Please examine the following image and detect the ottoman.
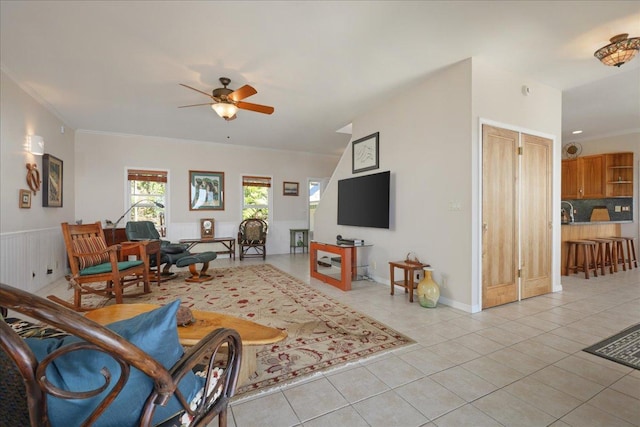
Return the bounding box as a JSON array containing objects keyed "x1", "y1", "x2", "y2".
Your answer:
[{"x1": 176, "y1": 251, "x2": 217, "y2": 282}]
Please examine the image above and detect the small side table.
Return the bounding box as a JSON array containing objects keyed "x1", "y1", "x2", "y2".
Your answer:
[
  {"x1": 389, "y1": 260, "x2": 429, "y2": 302},
  {"x1": 290, "y1": 229, "x2": 309, "y2": 254}
]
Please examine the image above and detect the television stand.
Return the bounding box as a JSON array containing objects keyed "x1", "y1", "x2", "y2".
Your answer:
[{"x1": 309, "y1": 241, "x2": 371, "y2": 291}]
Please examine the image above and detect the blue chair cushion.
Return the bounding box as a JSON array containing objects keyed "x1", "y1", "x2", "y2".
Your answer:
[
  {"x1": 79, "y1": 260, "x2": 144, "y2": 276},
  {"x1": 25, "y1": 300, "x2": 203, "y2": 427}
]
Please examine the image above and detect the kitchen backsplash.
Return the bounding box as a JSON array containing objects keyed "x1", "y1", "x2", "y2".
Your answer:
[{"x1": 562, "y1": 198, "x2": 633, "y2": 222}]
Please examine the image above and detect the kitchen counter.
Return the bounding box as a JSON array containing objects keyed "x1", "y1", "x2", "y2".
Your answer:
[
  {"x1": 561, "y1": 222, "x2": 621, "y2": 275},
  {"x1": 562, "y1": 220, "x2": 633, "y2": 225}
]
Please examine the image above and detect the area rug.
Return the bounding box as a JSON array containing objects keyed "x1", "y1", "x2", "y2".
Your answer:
[
  {"x1": 73, "y1": 264, "x2": 415, "y2": 396},
  {"x1": 583, "y1": 323, "x2": 640, "y2": 370}
]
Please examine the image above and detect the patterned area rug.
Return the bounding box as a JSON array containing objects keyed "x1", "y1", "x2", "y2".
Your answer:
[
  {"x1": 75, "y1": 264, "x2": 415, "y2": 396},
  {"x1": 583, "y1": 323, "x2": 640, "y2": 370}
]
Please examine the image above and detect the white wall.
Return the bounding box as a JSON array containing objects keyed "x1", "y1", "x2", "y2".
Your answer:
[
  {"x1": 315, "y1": 60, "x2": 474, "y2": 309},
  {"x1": 578, "y1": 132, "x2": 640, "y2": 240},
  {"x1": 0, "y1": 71, "x2": 76, "y2": 232},
  {"x1": 314, "y1": 58, "x2": 563, "y2": 312},
  {"x1": 74, "y1": 132, "x2": 339, "y2": 255},
  {"x1": 0, "y1": 70, "x2": 75, "y2": 289}
]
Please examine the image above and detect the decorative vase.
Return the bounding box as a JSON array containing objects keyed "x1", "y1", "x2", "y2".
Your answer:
[{"x1": 417, "y1": 267, "x2": 440, "y2": 308}]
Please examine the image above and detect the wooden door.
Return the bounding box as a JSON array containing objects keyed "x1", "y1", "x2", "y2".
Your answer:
[
  {"x1": 482, "y1": 125, "x2": 519, "y2": 308},
  {"x1": 561, "y1": 159, "x2": 579, "y2": 199},
  {"x1": 521, "y1": 133, "x2": 552, "y2": 299},
  {"x1": 579, "y1": 154, "x2": 605, "y2": 198}
]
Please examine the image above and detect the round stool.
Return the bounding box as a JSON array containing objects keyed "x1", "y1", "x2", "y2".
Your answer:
[
  {"x1": 566, "y1": 240, "x2": 598, "y2": 279},
  {"x1": 590, "y1": 239, "x2": 614, "y2": 275},
  {"x1": 608, "y1": 237, "x2": 628, "y2": 272},
  {"x1": 619, "y1": 237, "x2": 638, "y2": 269}
]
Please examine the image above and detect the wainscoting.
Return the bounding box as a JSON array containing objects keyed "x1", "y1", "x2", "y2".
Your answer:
[{"x1": 0, "y1": 227, "x2": 67, "y2": 293}]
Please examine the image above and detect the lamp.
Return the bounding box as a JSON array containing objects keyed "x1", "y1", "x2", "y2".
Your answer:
[
  {"x1": 594, "y1": 33, "x2": 640, "y2": 67},
  {"x1": 211, "y1": 102, "x2": 238, "y2": 119},
  {"x1": 110, "y1": 199, "x2": 165, "y2": 229},
  {"x1": 27, "y1": 135, "x2": 44, "y2": 155}
]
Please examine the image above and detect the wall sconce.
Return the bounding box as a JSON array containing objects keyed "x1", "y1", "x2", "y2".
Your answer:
[{"x1": 27, "y1": 135, "x2": 45, "y2": 155}]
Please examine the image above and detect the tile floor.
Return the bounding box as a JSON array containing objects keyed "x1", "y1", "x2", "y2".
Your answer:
[{"x1": 37, "y1": 254, "x2": 639, "y2": 427}]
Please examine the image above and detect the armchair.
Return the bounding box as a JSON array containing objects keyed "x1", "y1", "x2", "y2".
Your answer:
[
  {"x1": 0, "y1": 282, "x2": 242, "y2": 427},
  {"x1": 238, "y1": 219, "x2": 268, "y2": 260},
  {"x1": 49, "y1": 222, "x2": 150, "y2": 311},
  {"x1": 125, "y1": 221, "x2": 191, "y2": 275}
]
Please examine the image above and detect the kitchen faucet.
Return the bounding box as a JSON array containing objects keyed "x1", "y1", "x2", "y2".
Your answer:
[{"x1": 561, "y1": 201, "x2": 575, "y2": 223}]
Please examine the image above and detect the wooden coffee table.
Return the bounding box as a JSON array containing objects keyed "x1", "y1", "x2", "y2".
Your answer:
[{"x1": 85, "y1": 303, "x2": 287, "y2": 385}]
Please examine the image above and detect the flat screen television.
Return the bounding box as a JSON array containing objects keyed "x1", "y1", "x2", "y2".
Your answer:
[{"x1": 337, "y1": 171, "x2": 390, "y2": 229}]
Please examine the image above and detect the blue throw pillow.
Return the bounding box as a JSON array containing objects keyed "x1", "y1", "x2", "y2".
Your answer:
[{"x1": 26, "y1": 300, "x2": 204, "y2": 427}]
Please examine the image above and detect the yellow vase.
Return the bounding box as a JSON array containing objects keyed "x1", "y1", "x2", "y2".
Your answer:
[{"x1": 417, "y1": 267, "x2": 440, "y2": 308}]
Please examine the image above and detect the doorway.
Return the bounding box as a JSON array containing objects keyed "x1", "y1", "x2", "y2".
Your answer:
[{"x1": 481, "y1": 124, "x2": 553, "y2": 309}]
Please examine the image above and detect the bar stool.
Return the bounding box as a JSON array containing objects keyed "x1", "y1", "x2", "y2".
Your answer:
[
  {"x1": 619, "y1": 236, "x2": 638, "y2": 269},
  {"x1": 590, "y1": 238, "x2": 614, "y2": 275},
  {"x1": 565, "y1": 240, "x2": 598, "y2": 279},
  {"x1": 609, "y1": 237, "x2": 628, "y2": 272}
]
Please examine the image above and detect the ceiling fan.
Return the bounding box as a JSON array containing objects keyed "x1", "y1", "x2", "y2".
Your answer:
[{"x1": 178, "y1": 77, "x2": 274, "y2": 121}]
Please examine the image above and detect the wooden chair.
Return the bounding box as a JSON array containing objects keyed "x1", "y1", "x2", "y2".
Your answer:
[
  {"x1": 238, "y1": 218, "x2": 268, "y2": 260},
  {"x1": 49, "y1": 221, "x2": 150, "y2": 311},
  {"x1": 0, "y1": 282, "x2": 242, "y2": 427}
]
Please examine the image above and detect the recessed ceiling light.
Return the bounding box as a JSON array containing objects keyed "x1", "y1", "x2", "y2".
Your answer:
[{"x1": 572, "y1": 130, "x2": 583, "y2": 135}]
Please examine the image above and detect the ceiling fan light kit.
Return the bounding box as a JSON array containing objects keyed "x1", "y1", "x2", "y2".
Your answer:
[
  {"x1": 594, "y1": 33, "x2": 640, "y2": 67},
  {"x1": 212, "y1": 102, "x2": 238, "y2": 119},
  {"x1": 179, "y1": 77, "x2": 274, "y2": 120}
]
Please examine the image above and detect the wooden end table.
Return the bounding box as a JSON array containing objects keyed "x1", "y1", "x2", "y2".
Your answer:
[
  {"x1": 389, "y1": 260, "x2": 429, "y2": 302},
  {"x1": 85, "y1": 303, "x2": 287, "y2": 385}
]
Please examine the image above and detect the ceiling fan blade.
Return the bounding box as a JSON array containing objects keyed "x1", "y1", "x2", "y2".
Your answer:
[
  {"x1": 236, "y1": 101, "x2": 274, "y2": 115},
  {"x1": 178, "y1": 102, "x2": 215, "y2": 108},
  {"x1": 228, "y1": 84, "x2": 257, "y2": 102},
  {"x1": 179, "y1": 83, "x2": 213, "y2": 98}
]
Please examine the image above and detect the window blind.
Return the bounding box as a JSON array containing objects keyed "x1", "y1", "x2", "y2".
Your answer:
[
  {"x1": 127, "y1": 169, "x2": 167, "y2": 183},
  {"x1": 242, "y1": 175, "x2": 271, "y2": 187}
]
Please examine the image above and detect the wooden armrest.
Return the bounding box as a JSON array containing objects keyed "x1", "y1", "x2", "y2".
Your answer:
[
  {"x1": 119, "y1": 241, "x2": 148, "y2": 262},
  {"x1": 141, "y1": 328, "x2": 242, "y2": 426}
]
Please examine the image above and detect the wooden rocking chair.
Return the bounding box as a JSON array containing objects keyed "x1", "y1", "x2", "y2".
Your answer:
[{"x1": 48, "y1": 221, "x2": 150, "y2": 311}]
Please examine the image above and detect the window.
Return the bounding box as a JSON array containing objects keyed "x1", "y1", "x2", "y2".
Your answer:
[
  {"x1": 127, "y1": 169, "x2": 167, "y2": 236},
  {"x1": 242, "y1": 175, "x2": 271, "y2": 222}
]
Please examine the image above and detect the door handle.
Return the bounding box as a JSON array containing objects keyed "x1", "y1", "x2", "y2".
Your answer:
[{"x1": 483, "y1": 223, "x2": 488, "y2": 232}]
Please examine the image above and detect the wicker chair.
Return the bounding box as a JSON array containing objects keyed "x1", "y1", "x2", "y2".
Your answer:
[
  {"x1": 0, "y1": 282, "x2": 242, "y2": 427},
  {"x1": 238, "y1": 219, "x2": 268, "y2": 260}
]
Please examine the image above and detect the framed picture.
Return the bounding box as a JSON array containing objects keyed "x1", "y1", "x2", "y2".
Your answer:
[
  {"x1": 200, "y1": 218, "x2": 215, "y2": 239},
  {"x1": 42, "y1": 154, "x2": 63, "y2": 207},
  {"x1": 283, "y1": 181, "x2": 299, "y2": 196},
  {"x1": 19, "y1": 189, "x2": 31, "y2": 208},
  {"x1": 189, "y1": 170, "x2": 224, "y2": 211},
  {"x1": 352, "y1": 132, "x2": 379, "y2": 174}
]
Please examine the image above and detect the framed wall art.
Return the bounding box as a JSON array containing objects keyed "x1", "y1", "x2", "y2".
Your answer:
[
  {"x1": 19, "y1": 189, "x2": 31, "y2": 208},
  {"x1": 200, "y1": 218, "x2": 215, "y2": 239},
  {"x1": 42, "y1": 154, "x2": 63, "y2": 207},
  {"x1": 189, "y1": 170, "x2": 224, "y2": 211},
  {"x1": 352, "y1": 132, "x2": 379, "y2": 174},
  {"x1": 283, "y1": 181, "x2": 299, "y2": 196}
]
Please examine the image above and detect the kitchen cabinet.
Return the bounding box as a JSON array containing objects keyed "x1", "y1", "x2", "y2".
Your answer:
[
  {"x1": 561, "y1": 155, "x2": 605, "y2": 199},
  {"x1": 561, "y1": 159, "x2": 579, "y2": 199},
  {"x1": 605, "y1": 152, "x2": 634, "y2": 197}
]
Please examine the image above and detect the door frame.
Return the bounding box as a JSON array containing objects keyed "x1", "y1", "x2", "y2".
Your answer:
[{"x1": 476, "y1": 118, "x2": 561, "y2": 312}]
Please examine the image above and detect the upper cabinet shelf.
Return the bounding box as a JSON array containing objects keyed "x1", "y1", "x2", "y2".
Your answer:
[{"x1": 562, "y1": 152, "x2": 634, "y2": 199}]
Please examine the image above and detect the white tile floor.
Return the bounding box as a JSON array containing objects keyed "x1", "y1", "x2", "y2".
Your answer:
[{"x1": 38, "y1": 254, "x2": 640, "y2": 427}]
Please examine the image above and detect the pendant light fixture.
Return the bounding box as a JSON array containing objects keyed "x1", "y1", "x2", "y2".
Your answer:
[{"x1": 594, "y1": 33, "x2": 640, "y2": 67}]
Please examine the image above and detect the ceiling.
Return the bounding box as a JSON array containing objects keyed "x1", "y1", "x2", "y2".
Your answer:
[{"x1": 1, "y1": 1, "x2": 639, "y2": 157}]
